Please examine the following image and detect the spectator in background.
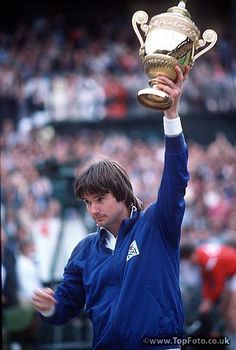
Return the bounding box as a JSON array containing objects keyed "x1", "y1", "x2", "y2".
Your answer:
[
  {"x1": 1, "y1": 227, "x2": 18, "y2": 308},
  {"x1": 16, "y1": 239, "x2": 42, "y2": 306},
  {"x1": 180, "y1": 242, "x2": 236, "y2": 348},
  {"x1": 2, "y1": 233, "x2": 44, "y2": 350},
  {"x1": 103, "y1": 72, "x2": 127, "y2": 119}
]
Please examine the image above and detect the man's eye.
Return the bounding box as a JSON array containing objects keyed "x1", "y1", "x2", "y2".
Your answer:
[{"x1": 97, "y1": 197, "x2": 104, "y2": 203}]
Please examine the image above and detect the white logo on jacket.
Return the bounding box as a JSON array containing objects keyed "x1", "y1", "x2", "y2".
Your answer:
[{"x1": 126, "y1": 240, "x2": 140, "y2": 261}]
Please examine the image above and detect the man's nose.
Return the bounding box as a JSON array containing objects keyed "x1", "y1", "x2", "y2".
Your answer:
[{"x1": 90, "y1": 203, "x2": 100, "y2": 215}]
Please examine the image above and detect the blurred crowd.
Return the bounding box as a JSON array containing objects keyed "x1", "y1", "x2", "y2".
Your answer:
[{"x1": 0, "y1": 13, "x2": 236, "y2": 130}]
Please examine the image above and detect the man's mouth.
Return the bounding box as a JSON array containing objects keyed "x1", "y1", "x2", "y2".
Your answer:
[{"x1": 95, "y1": 216, "x2": 106, "y2": 222}]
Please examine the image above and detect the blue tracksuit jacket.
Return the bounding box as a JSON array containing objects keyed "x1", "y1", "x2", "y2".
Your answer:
[{"x1": 41, "y1": 133, "x2": 189, "y2": 349}]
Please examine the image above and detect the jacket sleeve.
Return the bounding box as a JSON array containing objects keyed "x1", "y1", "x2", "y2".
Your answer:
[
  {"x1": 155, "y1": 133, "x2": 189, "y2": 246},
  {"x1": 41, "y1": 245, "x2": 86, "y2": 325}
]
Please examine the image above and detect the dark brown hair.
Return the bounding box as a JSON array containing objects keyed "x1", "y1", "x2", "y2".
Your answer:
[{"x1": 74, "y1": 157, "x2": 144, "y2": 211}]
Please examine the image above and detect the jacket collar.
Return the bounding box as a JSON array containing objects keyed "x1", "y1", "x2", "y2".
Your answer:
[{"x1": 98, "y1": 206, "x2": 139, "y2": 242}]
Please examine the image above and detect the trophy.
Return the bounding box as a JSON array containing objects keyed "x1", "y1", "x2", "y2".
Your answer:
[{"x1": 132, "y1": 0, "x2": 217, "y2": 110}]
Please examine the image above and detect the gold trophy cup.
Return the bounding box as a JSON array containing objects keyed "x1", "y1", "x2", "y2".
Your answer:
[{"x1": 132, "y1": 0, "x2": 217, "y2": 110}]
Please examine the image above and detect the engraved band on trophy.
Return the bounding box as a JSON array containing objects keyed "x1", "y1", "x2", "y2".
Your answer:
[{"x1": 132, "y1": 0, "x2": 218, "y2": 110}]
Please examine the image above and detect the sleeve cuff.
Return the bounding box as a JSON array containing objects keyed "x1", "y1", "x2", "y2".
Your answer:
[
  {"x1": 41, "y1": 305, "x2": 56, "y2": 317},
  {"x1": 163, "y1": 116, "x2": 182, "y2": 137}
]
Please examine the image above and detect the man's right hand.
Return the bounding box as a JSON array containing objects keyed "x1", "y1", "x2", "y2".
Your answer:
[
  {"x1": 153, "y1": 65, "x2": 189, "y2": 119},
  {"x1": 32, "y1": 287, "x2": 57, "y2": 313}
]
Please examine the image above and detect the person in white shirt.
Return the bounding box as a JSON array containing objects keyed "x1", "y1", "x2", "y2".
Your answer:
[{"x1": 16, "y1": 239, "x2": 42, "y2": 305}]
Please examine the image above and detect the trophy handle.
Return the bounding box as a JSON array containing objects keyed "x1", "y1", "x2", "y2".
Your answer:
[
  {"x1": 193, "y1": 29, "x2": 217, "y2": 62},
  {"x1": 132, "y1": 11, "x2": 149, "y2": 56}
]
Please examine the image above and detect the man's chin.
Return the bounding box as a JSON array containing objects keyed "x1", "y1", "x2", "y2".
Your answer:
[{"x1": 95, "y1": 218, "x2": 107, "y2": 226}]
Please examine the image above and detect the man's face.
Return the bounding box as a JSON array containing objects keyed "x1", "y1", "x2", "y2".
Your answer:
[{"x1": 82, "y1": 192, "x2": 129, "y2": 235}]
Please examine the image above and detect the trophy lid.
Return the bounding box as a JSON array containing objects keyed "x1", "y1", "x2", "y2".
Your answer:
[
  {"x1": 148, "y1": 1, "x2": 200, "y2": 47},
  {"x1": 167, "y1": 1, "x2": 191, "y2": 18}
]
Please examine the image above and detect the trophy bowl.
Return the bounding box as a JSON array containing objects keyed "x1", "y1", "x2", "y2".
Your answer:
[{"x1": 132, "y1": 0, "x2": 217, "y2": 110}]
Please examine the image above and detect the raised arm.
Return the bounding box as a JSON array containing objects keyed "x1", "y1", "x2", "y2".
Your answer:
[{"x1": 154, "y1": 66, "x2": 190, "y2": 245}]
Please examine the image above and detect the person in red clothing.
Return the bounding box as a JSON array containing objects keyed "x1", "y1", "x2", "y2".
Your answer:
[{"x1": 180, "y1": 242, "x2": 236, "y2": 337}]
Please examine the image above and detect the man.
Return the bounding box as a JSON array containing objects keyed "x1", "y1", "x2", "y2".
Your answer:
[
  {"x1": 180, "y1": 242, "x2": 236, "y2": 337},
  {"x1": 2, "y1": 227, "x2": 18, "y2": 308},
  {"x1": 32, "y1": 66, "x2": 189, "y2": 349},
  {"x1": 16, "y1": 239, "x2": 42, "y2": 305}
]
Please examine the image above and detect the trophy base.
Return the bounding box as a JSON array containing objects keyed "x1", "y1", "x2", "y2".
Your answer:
[{"x1": 137, "y1": 88, "x2": 172, "y2": 110}]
